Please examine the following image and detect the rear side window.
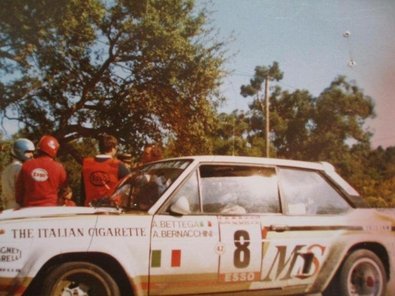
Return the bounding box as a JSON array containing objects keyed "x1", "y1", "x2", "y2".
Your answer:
[
  {"x1": 200, "y1": 165, "x2": 280, "y2": 214},
  {"x1": 278, "y1": 168, "x2": 351, "y2": 215}
]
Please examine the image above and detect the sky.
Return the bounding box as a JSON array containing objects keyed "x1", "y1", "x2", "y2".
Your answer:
[
  {"x1": 202, "y1": 0, "x2": 395, "y2": 148},
  {"x1": 2, "y1": 0, "x2": 394, "y2": 148}
]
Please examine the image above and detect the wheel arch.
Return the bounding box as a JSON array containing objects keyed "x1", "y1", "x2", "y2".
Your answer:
[
  {"x1": 323, "y1": 241, "x2": 390, "y2": 296},
  {"x1": 347, "y1": 242, "x2": 390, "y2": 281},
  {"x1": 24, "y1": 252, "x2": 134, "y2": 296}
]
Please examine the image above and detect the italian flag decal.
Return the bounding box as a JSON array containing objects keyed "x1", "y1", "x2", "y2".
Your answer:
[{"x1": 151, "y1": 249, "x2": 181, "y2": 268}]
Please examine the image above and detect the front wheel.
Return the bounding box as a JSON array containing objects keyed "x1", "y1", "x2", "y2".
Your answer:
[
  {"x1": 338, "y1": 249, "x2": 387, "y2": 296},
  {"x1": 41, "y1": 261, "x2": 120, "y2": 296}
]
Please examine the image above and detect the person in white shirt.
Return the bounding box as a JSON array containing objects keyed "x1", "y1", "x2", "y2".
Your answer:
[{"x1": 1, "y1": 138, "x2": 35, "y2": 210}]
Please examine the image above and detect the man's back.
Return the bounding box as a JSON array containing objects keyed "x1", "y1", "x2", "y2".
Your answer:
[
  {"x1": 16, "y1": 155, "x2": 67, "y2": 207},
  {"x1": 82, "y1": 156, "x2": 122, "y2": 205}
]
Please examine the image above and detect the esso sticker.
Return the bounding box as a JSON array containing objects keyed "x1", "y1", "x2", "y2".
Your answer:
[{"x1": 31, "y1": 168, "x2": 49, "y2": 182}]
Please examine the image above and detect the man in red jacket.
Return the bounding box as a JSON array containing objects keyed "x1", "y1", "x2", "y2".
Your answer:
[
  {"x1": 81, "y1": 134, "x2": 129, "y2": 206},
  {"x1": 16, "y1": 135, "x2": 69, "y2": 207}
]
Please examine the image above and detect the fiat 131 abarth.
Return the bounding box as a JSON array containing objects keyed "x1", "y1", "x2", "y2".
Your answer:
[{"x1": 0, "y1": 155, "x2": 394, "y2": 296}]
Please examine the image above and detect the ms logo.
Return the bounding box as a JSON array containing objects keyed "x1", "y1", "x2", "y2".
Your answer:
[{"x1": 90, "y1": 171, "x2": 110, "y2": 187}]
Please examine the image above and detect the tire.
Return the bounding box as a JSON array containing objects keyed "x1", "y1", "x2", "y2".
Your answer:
[
  {"x1": 41, "y1": 261, "x2": 121, "y2": 296},
  {"x1": 337, "y1": 249, "x2": 387, "y2": 296}
]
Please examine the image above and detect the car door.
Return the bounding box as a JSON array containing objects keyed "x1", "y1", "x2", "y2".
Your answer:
[
  {"x1": 252, "y1": 166, "x2": 353, "y2": 292},
  {"x1": 148, "y1": 170, "x2": 221, "y2": 295},
  {"x1": 199, "y1": 164, "x2": 274, "y2": 292},
  {"x1": 255, "y1": 167, "x2": 353, "y2": 289},
  {"x1": 149, "y1": 214, "x2": 220, "y2": 295},
  {"x1": 198, "y1": 164, "x2": 335, "y2": 293},
  {"x1": 148, "y1": 167, "x2": 264, "y2": 295}
]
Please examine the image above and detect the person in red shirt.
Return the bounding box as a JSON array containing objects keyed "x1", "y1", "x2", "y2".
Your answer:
[
  {"x1": 81, "y1": 134, "x2": 129, "y2": 206},
  {"x1": 16, "y1": 135, "x2": 68, "y2": 207}
]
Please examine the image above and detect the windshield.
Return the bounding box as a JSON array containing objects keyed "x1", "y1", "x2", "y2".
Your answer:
[{"x1": 111, "y1": 159, "x2": 192, "y2": 211}]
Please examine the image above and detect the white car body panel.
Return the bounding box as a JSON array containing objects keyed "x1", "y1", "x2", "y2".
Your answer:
[{"x1": 1, "y1": 156, "x2": 394, "y2": 295}]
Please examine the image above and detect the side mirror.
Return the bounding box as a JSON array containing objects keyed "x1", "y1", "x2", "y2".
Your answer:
[{"x1": 170, "y1": 196, "x2": 191, "y2": 215}]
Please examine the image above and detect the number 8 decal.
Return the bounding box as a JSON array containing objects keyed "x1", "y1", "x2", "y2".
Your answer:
[{"x1": 234, "y1": 230, "x2": 250, "y2": 268}]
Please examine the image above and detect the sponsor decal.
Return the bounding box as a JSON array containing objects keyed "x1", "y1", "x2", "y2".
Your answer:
[
  {"x1": 11, "y1": 227, "x2": 146, "y2": 239},
  {"x1": 222, "y1": 272, "x2": 259, "y2": 282},
  {"x1": 217, "y1": 223, "x2": 326, "y2": 284},
  {"x1": 90, "y1": 171, "x2": 110, "y2": 187},
  {"x1": 363, "y1": 225, "x2": 392, "y2": 231},
  {"x1": 0, "y1": 267, "x2": 22, "y2": 273},
  {"x1": 0, "y1": 247, "x2": 22, "y2": 262},
  {"x1": 261, "y1": 243, "x2": 326, "y2": 282},
  {"x1": 48, "y1": 140, "x2": 57, "y2": 150},
  {"x1": 31, "y1": 168, "x2": 48, "y2": 182},
  {"x1": 11, "y1": 228, "x2": 34, "y2": 239},
  {"x1": 218, "y1": 216, "x2": 260, "y2": 225}
]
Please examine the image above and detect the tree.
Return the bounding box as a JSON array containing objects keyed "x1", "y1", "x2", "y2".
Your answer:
[
  {"x1": 235, "y1": 70, "x2": 384, "y2": 206},
  {"x1": 307, "y1": 76, "x2": 374, "y2": 165},
  {"x1": 209, "y1": 110, "x2": 256, "y2": 156},
  {"x1": 240, "y1": 61, "x2": 283, "y2": 157},
  {"x1": 361, "y1": 146, "x2": 395, "y2": 207},
  {"x1": 270, "y1": 88, "x2": 314, "y2": 159},
  {"x1": 0, "y1": 0, "x2": 226, "y2": 159}
]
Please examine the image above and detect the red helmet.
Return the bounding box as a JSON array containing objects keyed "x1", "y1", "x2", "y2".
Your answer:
[{"x1": 38, "y1": 135, "x2": 60, "y2": 158}]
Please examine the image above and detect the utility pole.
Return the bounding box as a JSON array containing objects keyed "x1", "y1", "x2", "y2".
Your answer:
[
  {"x1": 240, "y1": 62, "x2": 283, "y2": 158},
  {"x1": 258, "y1": 78, "x2": 270, "y2": 158},
  {"x1": 264, "y1": 78, "x2": 270, "y2": 157}
]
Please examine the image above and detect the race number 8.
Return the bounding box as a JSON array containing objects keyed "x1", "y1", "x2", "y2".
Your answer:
[{"x1": 234, "y1": 230, "x2": 250, "y2": 268}]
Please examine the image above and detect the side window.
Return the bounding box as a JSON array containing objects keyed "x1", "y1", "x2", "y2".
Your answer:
[
  {"x1": 278, "y1": 168, "x2": 351, "y2": 215},
  {"x1": 167, "y1": 171, "x2": 200, "y2": 214},
  {"x1": 200, "y1": 165, "x2": 280, "y2": 214}
]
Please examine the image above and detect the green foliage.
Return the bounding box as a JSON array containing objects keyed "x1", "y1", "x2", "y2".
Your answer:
[
  {"x1": 358, "y1": 147, "x2": 395, "y2": 207},
  {"x1": 307, "y1": 76, "x2": 374, "y2": 161},
  {"x1": 223, "y1": 71, "x2": 392, "y2": 207},
  {"x1": 0, "y1": 0, "x2": 226, "y2": 158},
  {"x1": 240, "y1": 61, "x2": 283, "y2": 97},
  {"x1": 271, "y1": 89, "x2": 314, "y2": 159},
  {"x1": 209, "y1": 111, "x2": 251, "y2": 156},
  {"x1": 1, "y1": 2, "x2": 393, "y2": 208},
  {"x1": 239, "y1": 62, "x2": 284, "y2": 157}
]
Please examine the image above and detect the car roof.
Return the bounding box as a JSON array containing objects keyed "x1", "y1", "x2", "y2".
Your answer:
[
  {"x1": 162, "y1": 155, "x2": 334, "y2": 171},
  {"x1": 154, "y1": 155, "x2": 360, "y2": 197}
]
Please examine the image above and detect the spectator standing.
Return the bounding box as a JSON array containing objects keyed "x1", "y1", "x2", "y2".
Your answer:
[
  {"x1": 15, "y1": 135, "x2": 68, "y2": 207},
  {"x1": 81, "y1": 134, "x2": 130, "y2": 206},
  {"x1": 140, "y1": 143, "x2": 163, "y2": 164},
  {"x1": 1, "y1": 138, "x2": 35, "y2": 210}
]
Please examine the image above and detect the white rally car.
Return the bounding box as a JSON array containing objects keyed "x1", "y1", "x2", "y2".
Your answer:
[{"x1": 0, "y1": 156, "x2": 394, "y2": 296}]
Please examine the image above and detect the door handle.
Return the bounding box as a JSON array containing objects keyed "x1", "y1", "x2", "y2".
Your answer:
[{"x1": 270, "y1": 225, "x2": 289, "y2": 232}]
